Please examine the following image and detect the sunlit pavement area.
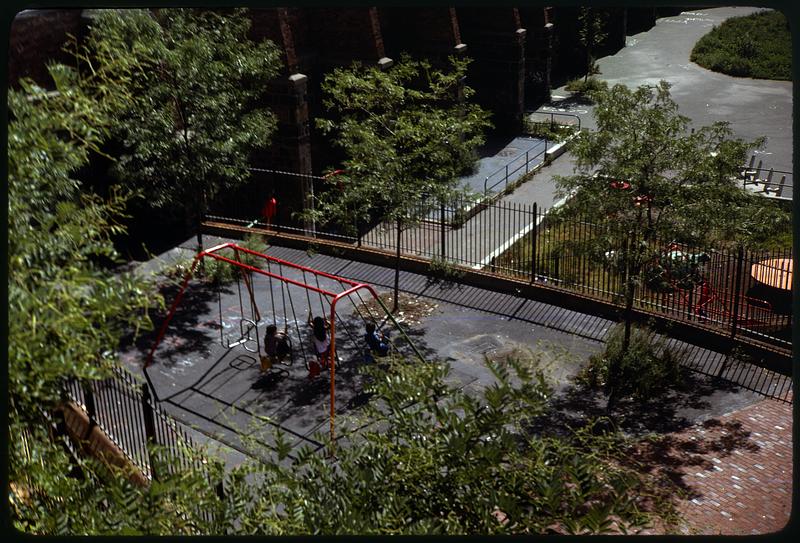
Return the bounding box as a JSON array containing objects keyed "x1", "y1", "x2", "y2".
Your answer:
[{"x1": 118, "y1": 235, "x2": 791, "y2": 534}]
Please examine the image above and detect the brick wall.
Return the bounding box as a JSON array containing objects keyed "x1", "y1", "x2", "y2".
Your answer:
[
  {"x1": 379, "y1": 7, "x2": 462, "y2": 64},
  {"x1": 456, "y1": 7, "x2": 527, "y2": 133},
  {"x1": 8, "y1": 9, "x2": 83, "y2": 88}
]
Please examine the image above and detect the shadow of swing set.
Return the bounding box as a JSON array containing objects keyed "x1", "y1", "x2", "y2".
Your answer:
[{"x1": 143, "y1": 242, "x2": 426, "y2": 445}]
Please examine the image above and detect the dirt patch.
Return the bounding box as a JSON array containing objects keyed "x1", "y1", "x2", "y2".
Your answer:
[{"x1": 357, "y1": 291, "x2": 438, "y2": 327}]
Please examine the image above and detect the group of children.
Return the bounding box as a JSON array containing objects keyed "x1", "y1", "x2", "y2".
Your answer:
[{"x1": 260, "y1": 315, "x2": 390, "y2": 378}]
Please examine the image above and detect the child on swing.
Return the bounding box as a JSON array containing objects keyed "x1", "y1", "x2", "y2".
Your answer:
[
  {"x1": 364, "y1": 321, "x2": 390, "y2": 363},
  {"x1": 261, "y1": 324, "x2": 291, "y2": 373},
  {"x1": 307, "y1": 315, "x2": 331, "y2": 378}
]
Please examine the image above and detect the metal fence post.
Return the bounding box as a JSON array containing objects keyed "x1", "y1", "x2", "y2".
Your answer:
[
  {"x1": 730, "y1": 246, "x2": 745, "y2": 340},
  {"x1": 141, "y1": 383, "x2": 159, "y2": 480},
  {"x1": 81, "y1": 382, "x2": 97, "y2": 439},
  {"x1": 530, "y1": 203, "x2": 538, "y2": 282},
  {"x1": 440, "y1": 201, "x2": 446, "y2": 259}
]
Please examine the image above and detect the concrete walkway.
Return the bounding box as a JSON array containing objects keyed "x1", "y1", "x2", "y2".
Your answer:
[
  {"x1": 638, "y1": 393, "x2": 792, "y2": 535},
  {"x1": 441, "y1": 5, "x2": 794, "y2": 271}
]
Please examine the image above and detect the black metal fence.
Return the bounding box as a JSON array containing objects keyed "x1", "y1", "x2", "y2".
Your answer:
[
  {"x1": 63, "y1": 366, "x2": 217, "y2": 487},
  {"x1": 208, "y1": 193, "x2": 792, "y2": 352}
]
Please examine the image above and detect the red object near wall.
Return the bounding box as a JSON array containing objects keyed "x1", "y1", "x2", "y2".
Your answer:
[{"x1": 262, "y1": 196, "x2": 277, "y2": 222}]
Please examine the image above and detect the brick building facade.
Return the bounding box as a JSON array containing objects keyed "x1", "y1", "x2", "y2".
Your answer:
[{"x1": 8, "y1": 6, "x2": 676, "y2": 237}]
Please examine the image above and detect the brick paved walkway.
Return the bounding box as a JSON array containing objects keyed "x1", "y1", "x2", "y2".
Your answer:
[{"x1": 636, "y1": 394, "x2": 792, "y2": 535}]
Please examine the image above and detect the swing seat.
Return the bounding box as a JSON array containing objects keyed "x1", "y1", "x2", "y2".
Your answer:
[{"x1": 260, "y1": 355, "x2": 273, "y2": 372}]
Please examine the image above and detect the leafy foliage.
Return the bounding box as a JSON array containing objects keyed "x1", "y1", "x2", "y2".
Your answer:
[
  {"x1": 138, "y1": 356, "x2": 666, "y2": 535},
  {"x1": 691, "y1": 10, "x2": 791, "y2": 80},
  {"x1": 579, "y1": 324, "x2": 686, "y2": 404},
  {"x1": 8, "y1": 41, "x2": 158, "y2": 533},
  {"x1": 309, "y1": 55, "x2": 492, "y2": 309},
  {"x1": 577, "y1": 7, "x2": 608, "y2": 82},
  {"x1": 564, "y1": 76, "x2": 608, "y2": 96},
  {"x1": 86, "y1": 8, "x2": 281, "y2": 241},
  {"x1": 312, "y1": 55, "x2": 491, "y2": 229},
  {"x1": 557, "y1": 80, "x2": 790, "y2": 251},
  {"x1": 554, "y1": 81, "x2": 788, "y2": 406}
]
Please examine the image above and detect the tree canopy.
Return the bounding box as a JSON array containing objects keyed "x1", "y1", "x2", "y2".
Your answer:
[
  {"x1": 8, "y1": 37, "x2": 158, "y2": 534},
  {"x1": 86, "y1": 8, "x2": 282, "y2": 250},
  {"x1": 558, "y1": 80, "x2": 787, "y2": 248},
  {"x1": 310, "y1": 55, "x2": 492, "y2": 309},
  {"x1": 554, "y1": 81, "x2": 790, "y2": 407}
]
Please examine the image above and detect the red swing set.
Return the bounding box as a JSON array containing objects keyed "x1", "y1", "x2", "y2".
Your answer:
[{"x1": 143, "y1": 242, "x2": 425, "y2": 447}]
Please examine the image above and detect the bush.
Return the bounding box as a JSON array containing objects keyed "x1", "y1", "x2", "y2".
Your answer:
[
  {"x1": 578, "y1": 324, "x2": 686, "y2": 403},
  {"x1": 564, "y1": 77, "x2": 608, "y2": 97},
  {"x1": 428, "y1": 256, "x2": 466, "y2": 282},
  {"x1": 690, "y1": 10, "x2": 791, "y2": 80},
  {"x1": 524, "y1": 120, "x2": 576, "y2": 141}
]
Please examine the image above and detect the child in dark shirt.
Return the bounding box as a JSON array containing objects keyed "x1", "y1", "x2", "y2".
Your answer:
[
  {"x1": 364, "y1": 322, "x2": 390, "y2": 361},
  {"x1": 262, "y1": 324, "x2": 291, "y2": 372}
]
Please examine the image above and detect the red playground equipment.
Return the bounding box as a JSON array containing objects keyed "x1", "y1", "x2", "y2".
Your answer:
[
  {"x1": 647, "y1": 243, "x2": 791, "y2": 337},
  {"x1": 143, "y1": 242, "x2": 425, "y2": 448}
]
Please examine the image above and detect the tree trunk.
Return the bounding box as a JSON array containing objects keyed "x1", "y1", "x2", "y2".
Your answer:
[
  {"x1": 195, "y1": 191, "x2": 206, "y2": 274},
  {"x1": 607, "y1": 232, "x2": 635, "y2": 414},
  {"x1": 585, "y1": 47, "x2": 592, "y2": 82},
  {"x1": 393, "y1": 216, "x2": 402, "y2": 313}
]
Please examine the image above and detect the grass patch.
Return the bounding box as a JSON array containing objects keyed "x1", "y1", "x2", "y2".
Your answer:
[
  {"x1": 564, "y1": 77, "x2": 608, "y2": 97},
  {"x1": 690, "y1": 10, "x2": 791, "y2": 80}
]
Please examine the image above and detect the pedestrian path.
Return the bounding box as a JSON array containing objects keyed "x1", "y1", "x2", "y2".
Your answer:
[{"x1": 638, "y1": 394, "x2": 792, "y2": 535}]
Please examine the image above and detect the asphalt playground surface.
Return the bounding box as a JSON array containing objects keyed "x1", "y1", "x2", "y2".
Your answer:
[{"x1": 119, "y1": 235, "x2": 790, "y2": 468}]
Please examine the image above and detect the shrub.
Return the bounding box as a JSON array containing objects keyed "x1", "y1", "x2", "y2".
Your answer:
[
  {"x1": 578, "y1": 324, "x2": 686, "y2": 403},
  {"x1": 428, "y1": 256, "x2": 466, "y2": 282},
  {"x1": 564, "y1": 77, "x2": 608, "y2": 97},
  {"x1": 691, "y1": 10, "x2": 791, "y2": 81},
  {"x1": 524, "y1": 119, "x2": 576, "y2": 141}
]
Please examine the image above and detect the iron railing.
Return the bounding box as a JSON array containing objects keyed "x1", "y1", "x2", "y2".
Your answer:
[
  {"x1": 483, "y1": 139, "x2": 549, "y2": 196},
  {"x1": 211, "y1": 193, "x2": 792, "y2": 352},
  {"x1": 63, "y1": 366, "x2": 217, "y2": 486}
]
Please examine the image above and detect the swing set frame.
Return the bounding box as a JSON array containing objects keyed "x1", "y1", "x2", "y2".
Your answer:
[{"x1": 143, "y1": 242, "x2": 425, "y2": 450}]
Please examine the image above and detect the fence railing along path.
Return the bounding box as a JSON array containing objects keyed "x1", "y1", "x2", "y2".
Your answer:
[
  {"x1": 63, "y1": 366, "x2": 221, "y2": 493},
  {"x1": 209, "y1": 192, "x2": 792, "y2": 355}
]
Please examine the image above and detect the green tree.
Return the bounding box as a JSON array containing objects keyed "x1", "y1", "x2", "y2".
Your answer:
[
  {"x1": 310, "y1": 55, "x2": 491, "y2": 311},
  {"x1": 555, "y1": 81, "x2": 789, "y2": 410},
  {"x1": 8, "y1": 38, "x2": 159, "y2": 533},
  {"x1": 128, "y1": 355, "x2": 671, "y2": 535},
  {"x1": 578, "y1": 7, "x2": 608, "y2": 82},
  {"x1": 87, "y1": 8, "x2": 281, "y2": 255}
]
